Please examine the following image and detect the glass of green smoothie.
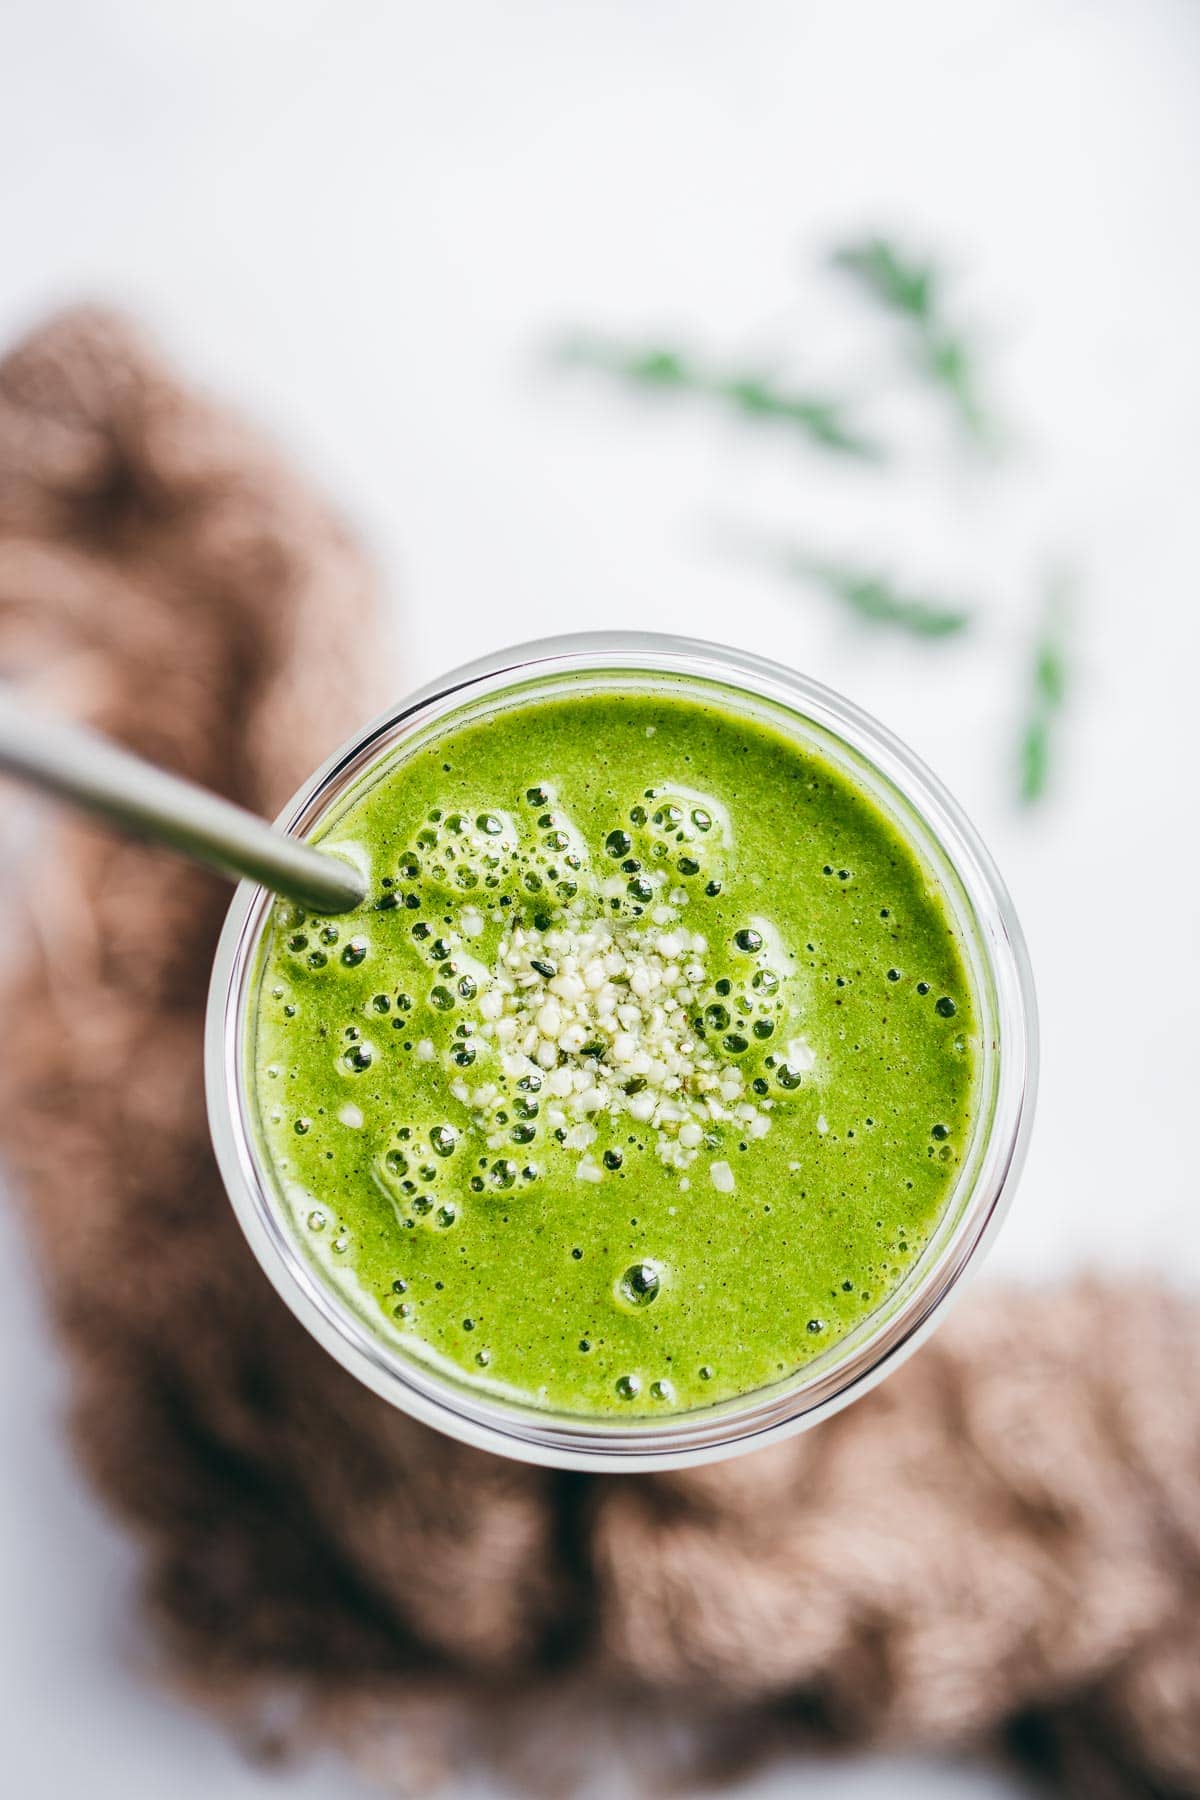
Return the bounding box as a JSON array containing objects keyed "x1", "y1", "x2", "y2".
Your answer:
[{"x1": 206, "y1": 633, "x2": 1036, "y2": 1471}]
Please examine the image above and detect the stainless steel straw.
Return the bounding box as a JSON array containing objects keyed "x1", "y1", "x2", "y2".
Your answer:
[{"x1": 0, "y1": 684, "x2": 365, "y2": 914}]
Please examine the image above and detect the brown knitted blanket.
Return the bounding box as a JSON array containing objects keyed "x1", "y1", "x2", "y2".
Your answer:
[{"x1": 0, "y1": 310, "x2": 1197, "y2": 1799}]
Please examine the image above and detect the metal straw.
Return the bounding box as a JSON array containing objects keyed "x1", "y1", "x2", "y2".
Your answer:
[{"x1": 0, "y1": 685, "x2": 365, "y2": 914}]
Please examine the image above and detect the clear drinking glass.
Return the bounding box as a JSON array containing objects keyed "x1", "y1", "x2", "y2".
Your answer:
[{"x1": 206, "y1": 633, "x2": 1037, "y2": 1472}]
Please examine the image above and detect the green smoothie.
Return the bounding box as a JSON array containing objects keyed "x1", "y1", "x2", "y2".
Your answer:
[{"x1": 251, "y1": 684, "x2": 978, "y2": 1416}]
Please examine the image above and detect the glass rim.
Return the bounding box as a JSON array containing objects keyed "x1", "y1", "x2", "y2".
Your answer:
[{"x1": 205, "y1": 631, "x2": 1038, "y2": 1473}]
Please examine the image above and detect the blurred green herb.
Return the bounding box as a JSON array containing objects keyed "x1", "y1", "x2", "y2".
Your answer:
[
  {"x1": 554, "y1": 335, "x2": 884, "y2": 460},
  {"x1": 830, "y1": 236, "x2": 992, "y2": 444},
  {"x1": 1016, "y1": 576, "x2": 1073, "y2": 803},
  {"x1": 544, "y1": 239, "x2": 1079, "y2": 810},
  {"x1": 766, "y1": 546, "x2": 973, "y2": 638}
]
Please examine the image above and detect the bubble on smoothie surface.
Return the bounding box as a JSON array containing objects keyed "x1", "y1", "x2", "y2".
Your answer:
[{"x1": 618, "y1": 1261, "x2": 663, "y2": 1307}]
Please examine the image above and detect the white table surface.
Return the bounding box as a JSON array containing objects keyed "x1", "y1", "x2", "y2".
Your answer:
[{"x1": 1, "y1": 1, "x2": 1197, "y2": 1793}]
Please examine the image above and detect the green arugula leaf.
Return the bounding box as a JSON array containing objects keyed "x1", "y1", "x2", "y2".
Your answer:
[
  {"x1": 553, "y1": 335, "x2": 884, "y2": 460},
  {"x1": 1018, "y1": 716, "x2": 1051, "y2": 804},
  {"x1": 831, "y1": 238, "x2": 938, "y2": 323},
  {"x1": 831, "y1": 235, "x2": 992, "y2": 444},
  {"x1": 748, "y1": 542, "x2": 974, "y2": 639},
  {"x1": 1016, "y1": 575, "x2": 1074, "y2": 804}
]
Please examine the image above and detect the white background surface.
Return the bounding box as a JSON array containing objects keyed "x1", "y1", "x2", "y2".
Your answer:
[{"x1": 1, "y1": 1, "x2": 1198, "y2": 1794}]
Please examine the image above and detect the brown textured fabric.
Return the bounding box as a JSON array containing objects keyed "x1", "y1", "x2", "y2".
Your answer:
[{"x1": 0, "y1": 309, "x2": 1198, "y2": 1799}]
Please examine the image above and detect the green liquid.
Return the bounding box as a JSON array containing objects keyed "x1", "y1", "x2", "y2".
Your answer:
[{"x1": 252, "y1": 686, "x2": 978, "y2": 1416}]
